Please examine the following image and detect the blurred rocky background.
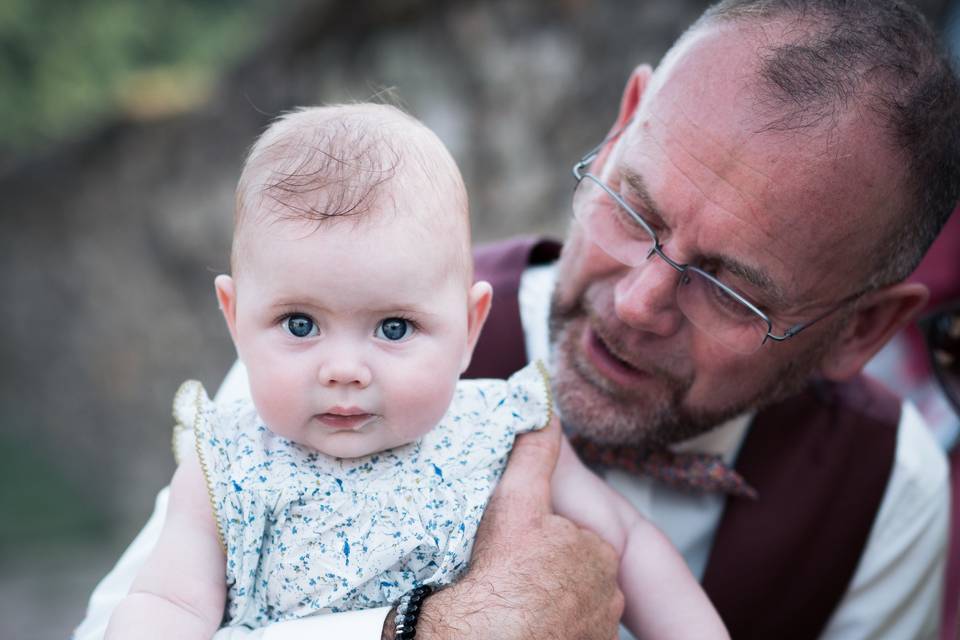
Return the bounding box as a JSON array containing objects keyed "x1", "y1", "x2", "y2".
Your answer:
[{"x1": 1, "y1": 1, "x2": 957, "y2": 637}]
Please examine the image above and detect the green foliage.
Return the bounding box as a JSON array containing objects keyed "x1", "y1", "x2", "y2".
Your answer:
[
  {"x1": 0, "y1": 0, "x2": 271, "y2": 154},
  {"x1": 0, "y1": 431, "x2": 109, "y2": 556}
]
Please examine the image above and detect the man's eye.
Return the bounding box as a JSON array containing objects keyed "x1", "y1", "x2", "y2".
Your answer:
[
  {"x1": 615, "y1": 203, "x2": 653, "y2": 235},
  {"x1": 376, "y1": 318, "x2": 412, "y2": 341},
  {"x1": 283, "y1": 314, "x2": 318, "y2": 338}
]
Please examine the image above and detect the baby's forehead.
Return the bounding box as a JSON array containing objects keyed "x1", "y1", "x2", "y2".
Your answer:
[
  {"x1": 237, "y1": 206, "x2": 474, "y2": 294},
  {"x1": 243, "y1": 107, "x2": 464, "y2": 226},
  {"x1": 235, "y1": 104, "x2": 471, "y2": 278},
  {"x1": 283, "y1": 190, "x2": 466, "y2": 247}
]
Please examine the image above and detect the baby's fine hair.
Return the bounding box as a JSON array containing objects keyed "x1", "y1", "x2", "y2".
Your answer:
[{"x1": 232, "y1": 103, "x2": 470, "y2": 273}]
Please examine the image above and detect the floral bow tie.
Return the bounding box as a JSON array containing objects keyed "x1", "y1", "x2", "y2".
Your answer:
[{"x1": 569, "y1": 435, "x2": 758, "y2": 500}]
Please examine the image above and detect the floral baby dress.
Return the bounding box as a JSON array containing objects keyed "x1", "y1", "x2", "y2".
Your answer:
[{"x1": 172, "y1": 360, "x2": 551, "y2": 628}]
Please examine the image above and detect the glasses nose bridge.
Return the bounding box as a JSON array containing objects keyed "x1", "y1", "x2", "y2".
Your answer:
[
  {"x1": 647, "y1": 241, "x2": 688, "y2": 276},
  {"x1": 618, "y1": 243, "x2": 688, "y2": 311},
  {"x1": 613, "y1": 251, "x2": 687, "y2": 336}
]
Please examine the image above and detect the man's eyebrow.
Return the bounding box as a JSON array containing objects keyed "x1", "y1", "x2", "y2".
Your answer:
[
  {"x1": 707, "y1": 255, "x2": 790, "y2": 310},
  {"x1": 621, "y1": 169, "x2": 790, "y2": 310},
  {"x1": 622, "y1": 170, "x2": 668, "y2": 226}
]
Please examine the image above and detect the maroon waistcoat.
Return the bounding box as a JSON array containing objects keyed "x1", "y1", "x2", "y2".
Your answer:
[{"x1": 464, "y1": 236, "x2": 900, "y2": 639}]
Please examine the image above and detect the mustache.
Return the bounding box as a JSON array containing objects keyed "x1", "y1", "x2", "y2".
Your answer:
[{"x1": 550, "y1": 286, "x2": 690, "y2": 384}]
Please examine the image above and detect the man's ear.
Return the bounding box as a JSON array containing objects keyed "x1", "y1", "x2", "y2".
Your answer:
[
  {"x1": 592, "y1": 64, "x2": 654, "y2": 171},
  {"x1": 819, "y1": 282, "x2": 929, "y2": 381},
  {"x1": 614, "y1": 64, "x2": 653, "y2": 131},
  {"x1": 461, "y1": 281, "x2": 494, "y2": 373},
  {"x1": 214, "y1": 274, "x2": 240, "y2": 349}
]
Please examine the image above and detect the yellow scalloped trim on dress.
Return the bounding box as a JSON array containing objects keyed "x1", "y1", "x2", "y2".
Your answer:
[
  {"x1": 532, "y1": 359, "x2": 555, "y2": 432},
  {"x1": 172, "y1": 380, "x2": 228, "y2": 554},
  {"x1": 171, "y1": 421, "x2": 185, "y2": 466}
]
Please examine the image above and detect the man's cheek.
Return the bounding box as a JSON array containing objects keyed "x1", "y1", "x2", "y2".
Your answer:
[
  {"x1": 555, "y1": 244, "x2": 590, "y2": 307},
  {"x1": 685, "y1": 340, "x2": 754, "y2": 409},
  {"x1": 560, "y1": 233, "x2": 616, "y2": 301}
]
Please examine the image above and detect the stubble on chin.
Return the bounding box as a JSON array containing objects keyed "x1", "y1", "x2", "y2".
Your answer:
[
  {"x1": 548, "y1": 291, "x2": 696, "y2": 448},
  {"x1": 547, "y1": 289, "x2": 828, "y2": 449}
]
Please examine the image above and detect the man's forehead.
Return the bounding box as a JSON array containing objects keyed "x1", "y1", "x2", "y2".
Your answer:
[
  {"x1": 645, "y1": 22, "x2": 787, "y2": 150},
  {"x1": 647, "y1": 18, "x2": 906, "y2": 191},
  {"x1": 616, "y1": 23, "x2": 905, "y2": 307}
]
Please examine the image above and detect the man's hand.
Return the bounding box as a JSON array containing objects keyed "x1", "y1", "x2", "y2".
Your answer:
[{"x1": 405, "y1": 415, "x2": 624, "y2": 639}]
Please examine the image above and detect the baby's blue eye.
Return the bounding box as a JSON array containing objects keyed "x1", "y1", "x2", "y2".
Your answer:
[
  {"x1": 283, "y1": 314, "x2": 317, "y2": 338},
  {"x1": 376, "y1": 318, "x2": 412, "y2": 341}
]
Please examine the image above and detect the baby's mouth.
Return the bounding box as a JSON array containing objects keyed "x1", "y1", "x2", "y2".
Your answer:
[{"x1": 315, "y1": 410, "x2": 376, "y2": 431}]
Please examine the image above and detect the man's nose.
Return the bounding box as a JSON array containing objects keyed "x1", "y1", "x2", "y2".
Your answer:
[
  {"x1": 318, "y1": 353, "x2": 372, "y2": 388},
  {"x1": 612, "y1": 257, "x2": 685, "y2": 336}
]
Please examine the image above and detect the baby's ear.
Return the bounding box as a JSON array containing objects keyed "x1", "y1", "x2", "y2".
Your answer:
[
  {"x1": 214, "y1": 274, "x2": 240, "y2": 348},
  {"x1": 461, "y1": 281, "x2": 493, "y2": 372}
]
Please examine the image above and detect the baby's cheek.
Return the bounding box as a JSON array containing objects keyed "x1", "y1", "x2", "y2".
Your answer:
[
  {"x1": 248, "y1": 366, "x2": 308, "y2": 436},
  {"x1": 391, "y1": 366, "x2": 459, "y2": 440}
]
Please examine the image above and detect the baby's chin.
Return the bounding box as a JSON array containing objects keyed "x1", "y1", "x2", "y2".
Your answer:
[
  {"x1": 300, "y1": 431, "x2": 410, "y2": 460},
  {"x1": 294, "y1": 435, "x2": 375, "y2": 460}
]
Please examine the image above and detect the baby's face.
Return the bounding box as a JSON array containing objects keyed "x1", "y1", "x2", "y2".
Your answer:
[{"x1": 217, "y1": 210, "x2": 487, "y2": 458}]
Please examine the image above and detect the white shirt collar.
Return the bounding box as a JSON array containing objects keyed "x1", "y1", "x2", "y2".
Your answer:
[{"x1": 669, "y1": 412, "x2": 753, "y2": 464}]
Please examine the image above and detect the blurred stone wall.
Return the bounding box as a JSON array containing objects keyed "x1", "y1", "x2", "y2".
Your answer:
[
  {"x1": 2, "y1": 0, "x2": 731, "y2": 541},
  {"x1": 0, "y1": 0, "x2": 952, "y2": 636}
]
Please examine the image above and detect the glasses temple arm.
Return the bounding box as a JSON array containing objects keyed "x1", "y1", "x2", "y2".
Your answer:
[
  {"x1": 766, "y1": 287, "x2": 874, "y2": 342},
  {"x1": 572, "y1": 117, "x2": 637, "y2": 181}
]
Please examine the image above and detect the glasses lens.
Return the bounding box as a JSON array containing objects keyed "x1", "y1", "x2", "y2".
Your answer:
[
  {"x1": 573, "y1": 174, "x2": 654, "y2": 267},
  {"x1": 676, "y1": 269, "x2": 771, "y2": 354},
  {"x1": 928, "y1": 309, "x2": 960, "y2": 414}
]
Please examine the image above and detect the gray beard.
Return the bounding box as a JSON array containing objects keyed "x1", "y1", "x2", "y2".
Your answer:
[{"x1": 547, "y1": 290, "x2": 826, "y2": 449}]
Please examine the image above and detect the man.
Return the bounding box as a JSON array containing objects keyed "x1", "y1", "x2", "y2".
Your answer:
[{"x1": 75, "y1": 1, "x2": 958, "y2": 638}]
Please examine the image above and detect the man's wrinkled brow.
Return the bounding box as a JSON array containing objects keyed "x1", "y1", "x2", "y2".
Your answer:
[{"x1": 621, "y1": 169, "x2": 791, "y2": 311}]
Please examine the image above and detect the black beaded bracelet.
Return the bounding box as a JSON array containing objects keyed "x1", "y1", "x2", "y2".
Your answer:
[{"x1": 393, "y1": 584, "x2": 434, "y2": 639}]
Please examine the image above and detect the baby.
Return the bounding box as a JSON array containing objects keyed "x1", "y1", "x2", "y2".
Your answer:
[{"x1": 106, "y1": 103, "x2": 728, "y2": 639}]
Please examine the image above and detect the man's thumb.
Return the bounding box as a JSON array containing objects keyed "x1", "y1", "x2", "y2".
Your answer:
[{"x1": 492, "y1": 413, "x2": 562, "y2": 515}]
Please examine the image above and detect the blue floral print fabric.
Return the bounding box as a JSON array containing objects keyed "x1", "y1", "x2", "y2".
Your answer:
[{"x1": 172, "y1": 361, "x2": 551, "y2": 628}]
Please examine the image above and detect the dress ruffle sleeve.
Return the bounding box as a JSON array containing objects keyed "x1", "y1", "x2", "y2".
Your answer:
[
  {"x1": 500, "y1": 359, "x2": 553, "y2": 434},
  {"x1": 171, "y1": 380, "x2": 229, "y2": 552},
  {"x1": 172, "y1": 379, "x2": 280, "y2": 626}
]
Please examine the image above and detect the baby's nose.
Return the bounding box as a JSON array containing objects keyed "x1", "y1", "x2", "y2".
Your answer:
[{"x1": 318, "y1": 357, "x2": 372, "y2": 388}]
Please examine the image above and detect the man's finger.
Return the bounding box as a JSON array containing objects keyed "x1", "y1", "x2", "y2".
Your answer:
[{"x1": 492, "y1": 413, "x2": 561, "y2": 516}]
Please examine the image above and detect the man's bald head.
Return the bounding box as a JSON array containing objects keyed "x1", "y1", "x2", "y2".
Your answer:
[
  {"x1": 233, "y1": 103, "x2": 471, "y2": 279},
  {"x1": 680, "y1": 0, "x2": 960, "y2": 286}
]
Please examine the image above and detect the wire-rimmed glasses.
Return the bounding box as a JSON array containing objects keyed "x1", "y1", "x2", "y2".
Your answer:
[{"x1": 571, "y1": 140, "x2": 863, "y2": 354}]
